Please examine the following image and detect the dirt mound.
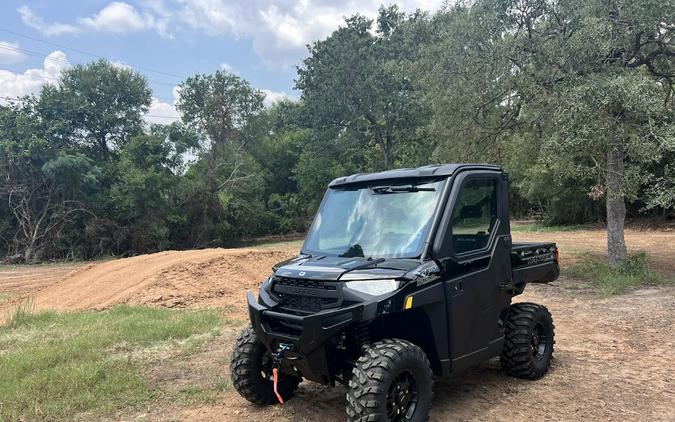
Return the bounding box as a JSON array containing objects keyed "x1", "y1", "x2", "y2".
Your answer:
[
  {"x1": 127, "y1": 248, "x2": 297, "y2": 316},
  {"x1": 2, "y1": 246, "x2": 297, "y2": 319}
]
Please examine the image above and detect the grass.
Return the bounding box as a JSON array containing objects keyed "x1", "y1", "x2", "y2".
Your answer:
[
  {"x1": 0, "y1": 292, "x2": 15, "y2": 304},
  {"x1": 565, "y1": 251, "x2": 667, "y2": 295},
  {"x1": 511, "y1": 222, "x2": 587, "y2": 232},
  {"x1": 0, "y1": 305, "x2": 220, "y2": 422}
]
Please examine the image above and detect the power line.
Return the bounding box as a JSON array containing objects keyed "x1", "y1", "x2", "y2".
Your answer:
[
  {"x1": 0, "y1": 27, "x2": 188, "y2": 80},
  {"x1": 0, "y1": 44, "x2": 180, "y2": 88},
  {"x1": 0, "y1": 66, "x2": 177, "y2": 103},
  {"x1": 0, "y1": 65, "x2": 60, "y2": 81},
  {"x1": 0, "y1": 43, "x2": 70, "y2": 65}
]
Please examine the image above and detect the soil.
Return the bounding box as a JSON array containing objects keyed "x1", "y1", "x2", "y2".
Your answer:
[
  {"x1": 0, "y1": 263, "x2": 81, "y2": 308},
  {"x1": 0, "y1": 244, "x2": 299, "y2": 321},
  {"x1": 1, "y1": 230, "x2": 674, "y2": 421}
]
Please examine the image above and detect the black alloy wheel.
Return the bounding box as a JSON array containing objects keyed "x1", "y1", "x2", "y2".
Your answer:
[{"x1": 386, "y1": 370, "x2": 420, "y2": 421}]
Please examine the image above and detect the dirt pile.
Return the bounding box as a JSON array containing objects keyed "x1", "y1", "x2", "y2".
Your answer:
[
  {"x1": 127, "y1": 248, "x2": 296, "y2": 315},
  {"x1": 1, "y1": 245, "x2": 298, "y2": 319}
]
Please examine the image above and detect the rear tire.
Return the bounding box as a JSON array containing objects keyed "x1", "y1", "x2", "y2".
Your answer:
[
  {"x1": 501, "y1": 302, "x2": 555, "y2": 379},
  {"x1": 230, "y1": 327, "x2": 301, "y2": 405},
  {"x1": 346, "y1": 339, "x2": 433, "y2": 422}
]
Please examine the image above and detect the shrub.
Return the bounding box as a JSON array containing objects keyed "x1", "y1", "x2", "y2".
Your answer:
[{"x1": 566, "y1": 251, "x2": 666, "y2": 295}]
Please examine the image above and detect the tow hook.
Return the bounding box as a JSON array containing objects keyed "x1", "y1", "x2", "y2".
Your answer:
[{"x1": 272, "y1": 343, "x2": 293, "y2": 405}]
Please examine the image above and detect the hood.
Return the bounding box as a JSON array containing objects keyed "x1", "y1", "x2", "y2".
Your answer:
[{"x1": 272, "y1": 255, "x2": 424, "y2": 281}]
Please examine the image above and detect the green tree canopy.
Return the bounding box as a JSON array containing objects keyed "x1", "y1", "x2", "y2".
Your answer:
[
  {"x1": 421, "y1": 0, "x2": 675, "y2": 265},
  {"x1": 297, "y1": 6, "x2": 432, "y2": 169},
  {"x1": 37, "y1": 60, "x2": 151, "y2": 160}
]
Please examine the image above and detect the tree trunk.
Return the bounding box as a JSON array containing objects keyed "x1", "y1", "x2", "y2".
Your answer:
[
  {"x1": 606, "y1": 142, "x2": 627, "y2": 267},
  {"x1": 23, "y1": 243, "x2": 34, "y2": 263},
  {"x1": 381, "y1": 144, "x2": 393, "y2": 169},
  {"x1": 381, "y1": 126, "x2": 395, "y2": 169}
]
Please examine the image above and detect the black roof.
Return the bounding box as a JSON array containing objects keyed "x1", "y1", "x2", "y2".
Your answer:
[{"x1": 329, "y1": 163, "x2": 503, "y2": 187}]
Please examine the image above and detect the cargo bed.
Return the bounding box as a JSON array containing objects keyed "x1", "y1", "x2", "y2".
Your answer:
[{"x1": 510, "y1": 242, "x2": 559, "y2": 292}]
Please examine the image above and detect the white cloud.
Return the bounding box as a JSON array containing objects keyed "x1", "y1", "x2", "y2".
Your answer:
[
  {"x1": 0, "y1": 41, "x2": 27, "y2": 64},
  {"x1": 17, "y1": 1, "x2": 445, "y2": 66},
  {"x1": 175, "y1": 0, "x2": 446, "y2": 66},
  {"x1": 80, "y1": 2, "x2": 148, "y2": 33},
  {"x1": 0, "y1": 50, "x2": 69, "y2": 104},
  {"x1": 18, "y1": 2, "x2": 173, "y2": 39},
  {"x1": 110, "y1": 61, "x2": 133, "y2": 71},
  {"x1": 262, "y1": 89, "x2": 294, "y2": 107},
  {"x1": 18, "y1": 6, "x2": 79, "y2": 36},
  {"x1": 145, "y1": 85, "x2": 181, "y2": 125},
  {"x1": 80, "y1": 1, "x2": 172, "y2": 37}
]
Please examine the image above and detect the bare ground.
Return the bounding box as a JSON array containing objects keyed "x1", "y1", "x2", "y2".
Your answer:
[
  {"x1": 1, "y1": 231, "x2": 674, "y2": 421},
  {"x1": 0, "y1": 244, "x2": 299, "y2": 321},
  {"x1": 125, "y1": 281, "x2": 674, "y2": 422}
]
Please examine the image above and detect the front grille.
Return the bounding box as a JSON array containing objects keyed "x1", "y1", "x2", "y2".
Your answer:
[{"x1": 271, "y1": 277, "x2": 341, "y2": 313}]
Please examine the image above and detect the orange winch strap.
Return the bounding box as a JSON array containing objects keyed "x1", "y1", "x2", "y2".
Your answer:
[{"x1": 272, "y1": 368, "x2": 284, "y2": 405}]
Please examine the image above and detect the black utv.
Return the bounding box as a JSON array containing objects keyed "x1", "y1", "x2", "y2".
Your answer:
[{"x1": 231, "y1": 164, "x2": 559, "y2": 421}]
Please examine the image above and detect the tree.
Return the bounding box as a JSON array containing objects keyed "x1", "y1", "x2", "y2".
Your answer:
[
  {"x1": 507, "y1": 0, "x2": 674, "y2": 266},
  {"x1": 245, "y1": 101, "x2": 313, "y2": 231},
  {"x1": 37, "y1": 60, "x2": 151, "y2": 160},
  {"x1": 107, "y1": 134, "x2": 181, "y2": 252},
  {"x1": 176, "y1": 71, "x2": 268, "y2": 246},
  {"x1": 296, "y1": 6, "x2": 431, "y2": 169},
  {"x1": 178, "y1": 70, "x2": 265, "y2": 192},
  {"x1": 423, "y1": 0, "x2": 675, "y2": 266},
  {"x1": 0, "y1": 102, "x2": 99, "y2": 261},
  {"x1": 419, "y1": 1, "x2": 519, "y2": 163}
]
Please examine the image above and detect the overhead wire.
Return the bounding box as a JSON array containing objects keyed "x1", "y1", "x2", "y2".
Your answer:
[
  {"x1": 0, "y1": 27, "x2": 188, "y2": 80},
  {"x1": 0, "y1": 65, "x2": 177, "y2": 104},
  {"x1": 0, "y1": 28, "x2": 185, "y2": 119},
  {"x1": 0, "y1": 33, "x2": 183, "y2": 88}
]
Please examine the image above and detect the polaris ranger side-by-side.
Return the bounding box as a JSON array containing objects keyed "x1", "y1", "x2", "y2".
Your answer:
[{"x1": 231, "y1": 164, "x2": 559, "y2": 421}]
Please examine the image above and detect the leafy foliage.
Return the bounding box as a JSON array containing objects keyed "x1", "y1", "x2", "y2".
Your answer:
[
  {"x1": 0, "y1": 2, "x2": 673, "y2": 263},
  {"x1": 297, "y1": 6, "x2": 434, "y2": 169}
]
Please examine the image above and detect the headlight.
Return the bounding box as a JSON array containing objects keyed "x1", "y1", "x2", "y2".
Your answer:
[{"x1": 344, "y1": 279, "x2": 401, "y2": 296}]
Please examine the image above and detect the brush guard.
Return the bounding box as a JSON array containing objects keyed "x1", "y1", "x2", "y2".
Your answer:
[{"x1": 247, "y1": 291, "x2": 379, "y2": 385}]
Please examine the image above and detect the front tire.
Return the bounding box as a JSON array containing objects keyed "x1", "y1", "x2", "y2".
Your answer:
[
  {"x1": 346, "y1": 339, "x2": 433, "y2": 422},
  {"x1": 230, "y1": 327, "x2": 301, "y2": 405},
  {"x1": 501, "y1": 302, "x2": 555, "y2": 379}
]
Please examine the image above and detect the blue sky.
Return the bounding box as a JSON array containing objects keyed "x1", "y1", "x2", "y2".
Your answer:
[{"x1": 0, "y1": 1, "x2": 443, "y2": 123}]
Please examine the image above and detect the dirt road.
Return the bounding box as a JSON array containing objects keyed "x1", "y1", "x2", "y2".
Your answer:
[
  {"x1": 156, "y1": 282, "x2": 675, "y2": 422},
  {"x1": 1, "y1": 230, "x2": 674, "y2": 421}
]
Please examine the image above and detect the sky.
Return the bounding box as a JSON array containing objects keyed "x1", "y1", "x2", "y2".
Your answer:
[{"x1": 0, "y1": 0, "x2": 445, "y2": 124}]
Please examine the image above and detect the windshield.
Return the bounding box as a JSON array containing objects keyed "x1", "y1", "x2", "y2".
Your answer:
[{"x1": 302, "y1": 179, "x2": 446, "y2": 258}]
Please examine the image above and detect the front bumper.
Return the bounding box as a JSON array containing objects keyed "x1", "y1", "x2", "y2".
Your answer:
[{"x1": 247, "y1": 291, "x2": 379, "y2": 384}]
